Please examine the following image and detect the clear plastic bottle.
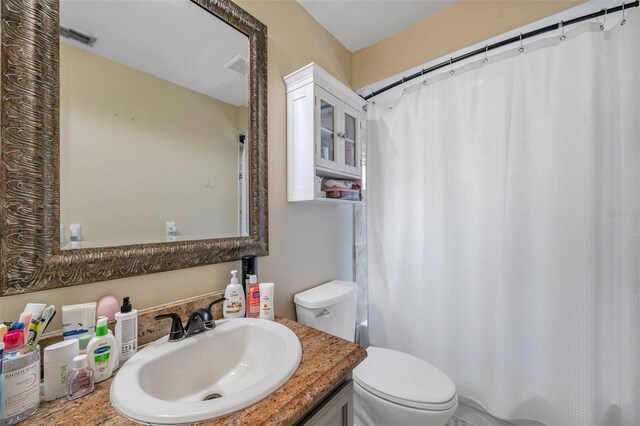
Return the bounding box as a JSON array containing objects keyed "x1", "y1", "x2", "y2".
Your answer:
[
  {"x1": 67, "y1": 354, "x2": 94, "y2": 400},
  {"x1": 246, "y1": 275, "x2": 261, "y2": 318},
  {"x1": 2, "y1": 330, "x2": 40, "y2": 426}
]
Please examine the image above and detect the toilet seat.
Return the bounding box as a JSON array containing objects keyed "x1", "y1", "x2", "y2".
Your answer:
[{"x1": 353, "y1": 347, "x2": 457, "y2": 411}]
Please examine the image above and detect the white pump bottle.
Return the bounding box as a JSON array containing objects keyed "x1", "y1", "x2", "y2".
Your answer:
[
  {"x1": 86, "y1": 316, "x2": 117, "y2": 383},
  {"x1": 223, "y1": 270, "x2": 246, "y2": 318}
]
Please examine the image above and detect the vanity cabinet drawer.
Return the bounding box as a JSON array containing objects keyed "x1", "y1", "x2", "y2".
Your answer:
[{"x1": 297, "y1": 379, "x2": 354, "y2": 426}]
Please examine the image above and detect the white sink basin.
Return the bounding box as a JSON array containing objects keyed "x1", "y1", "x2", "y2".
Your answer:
[{"x1": 110, "y1": 318, "x2": 302, "y2": 424}]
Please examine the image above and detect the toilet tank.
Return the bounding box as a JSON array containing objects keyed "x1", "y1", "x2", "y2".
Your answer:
[{"x1": 294, "y1": 281, "x2": 357, "y2": 342}]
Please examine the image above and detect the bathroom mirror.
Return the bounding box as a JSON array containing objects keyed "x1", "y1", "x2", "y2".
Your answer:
[
  {"x1": 60, "y1": 0, "x2": 251, "y2": 249},
  {"x1": 0, "y1": 0, "x2": 268, "y2": 294}
]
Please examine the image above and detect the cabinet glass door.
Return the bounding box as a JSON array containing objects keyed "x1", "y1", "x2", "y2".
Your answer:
[
  {"x1": 316, "y1": 87, "x2": 339, "y2": 170},
  {"x1": 342, "y1": 107, "x2": 360, "y2": 175},
  {"x1": 320, "y1": 100, "x2": 335, "y2": 162}
]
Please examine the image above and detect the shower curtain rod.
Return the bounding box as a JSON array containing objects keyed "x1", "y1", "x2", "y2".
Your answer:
[{"x1": 362, "y1": 1, "x2": 639, "y2": 101}]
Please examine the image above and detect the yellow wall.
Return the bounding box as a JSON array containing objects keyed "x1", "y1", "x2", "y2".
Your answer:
[
  {"x1": 0, "y1": 0, "x2": 354, "y2": 331},
  {"x1": 60, "y1": 43, "x2": 241, "y2": 244},
  {"x1": 353, "y1": 0, "x2": 584, "y2": 89}
]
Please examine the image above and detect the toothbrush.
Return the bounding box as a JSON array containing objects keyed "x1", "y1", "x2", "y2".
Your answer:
[
  {"x1": 31, "y1": 305, "x2": 56, "y2": 346},
  {"x1": 23, "y1": 303, "x2": 46, "y2": 344}
]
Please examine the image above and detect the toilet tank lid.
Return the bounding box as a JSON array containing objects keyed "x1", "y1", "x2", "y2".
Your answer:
[{"x1": 294, "y1": 281, "x2": 356, "y2": 309}]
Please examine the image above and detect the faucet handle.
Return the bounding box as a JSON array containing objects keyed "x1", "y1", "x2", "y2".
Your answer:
[
  {"x1": 154, "y1": 313, "x2": 185, "y2": 341},
  {"x1": 192, "y1": 308, "x2": 215, "y2": 331},
  {"x1": 206, "y1": 297, "x2": 226, "y2": 313}
]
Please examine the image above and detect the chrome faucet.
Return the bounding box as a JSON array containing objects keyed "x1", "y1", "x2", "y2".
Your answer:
[{"x1": 154, "y1": 297, "x2": 226, "y2": 342}]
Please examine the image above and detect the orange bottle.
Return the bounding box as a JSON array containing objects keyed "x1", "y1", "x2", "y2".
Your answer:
[{"x1": 247, "y1": 275, "x2": 261, "y2": 318}]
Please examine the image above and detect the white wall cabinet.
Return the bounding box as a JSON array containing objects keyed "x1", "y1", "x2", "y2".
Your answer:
[{"x1": 285, "y1": 63, "x2": 366, "y2": 203}]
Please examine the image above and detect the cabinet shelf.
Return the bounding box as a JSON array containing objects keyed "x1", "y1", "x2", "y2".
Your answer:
[
  {"x1": 315, "y1": 165, "x2": 360, "y2": 180},
  {"x1": 310, "y1": 197, "x2": 362, "y2": 205}
]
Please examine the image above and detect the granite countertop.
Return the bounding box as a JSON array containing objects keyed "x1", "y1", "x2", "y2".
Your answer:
[{"x1": 27, "y1": 317, "x2": 366, "y2": 426}]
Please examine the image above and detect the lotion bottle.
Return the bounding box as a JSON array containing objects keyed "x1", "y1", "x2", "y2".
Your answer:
[
  {"x1": 259, "y1": 282, "x2": 275, "y2": 320},
  {"x1": 86, "y1": 316, "x2": 117, "y2": 383},
  {"x1": 114, "y1": 297, "x2": 138, "y2": 363},
  {"x1": 223, "y1": 270, "x2": 246, "y2": 319}
]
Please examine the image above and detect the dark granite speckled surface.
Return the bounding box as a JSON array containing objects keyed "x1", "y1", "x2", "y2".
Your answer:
[{"x1": 27, "y1": 293, "x2": 367, "y2": 426}]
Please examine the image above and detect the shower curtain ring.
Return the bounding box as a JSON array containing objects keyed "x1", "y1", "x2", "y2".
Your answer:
[
  {"x1": 559, "y1": 20, "x2": 566, "y2": 41},
  {"x1": 421, "y1": 69, "x2": 427, "y2": 85},
  {"x1": 597, "y1": 9, "x2": 607, "y2": 30},
  {"x1": 449, "y1": 58, "x2": 455, "y2": 75},
  {"x1": 483, "y1": 45, "x2": 489, "y2": 64},
  {"x1": 518, "y1": 33, "x2": 524, "y2": 52},
  {"x1": 621, "y1": 3, "x2": 627, "y2": 25},
  {"x1": 401, "y1": 76, "x2": 409, "y2": 91}
]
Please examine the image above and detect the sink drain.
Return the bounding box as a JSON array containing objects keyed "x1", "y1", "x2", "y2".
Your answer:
[{"x1": 203, "y1": 392, "x2": 223, "y2": 401}]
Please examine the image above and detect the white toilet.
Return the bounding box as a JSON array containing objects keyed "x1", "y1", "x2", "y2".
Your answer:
[{"x1": 294, "y1": 281, "x2": 458, "y2": 426}]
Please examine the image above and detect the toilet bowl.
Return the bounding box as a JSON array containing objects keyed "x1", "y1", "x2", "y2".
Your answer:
[
  {"x1": 353, "y1": 347, "x2": 457, "y2": 426},
  {"x1": 294, "y1": 281, "x2": 457, "y2": 426}
]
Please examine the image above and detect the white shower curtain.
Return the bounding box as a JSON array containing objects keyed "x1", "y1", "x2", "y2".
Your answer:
[{"x1": 367, "y1": 13, "x2": 640, "y2": 426}]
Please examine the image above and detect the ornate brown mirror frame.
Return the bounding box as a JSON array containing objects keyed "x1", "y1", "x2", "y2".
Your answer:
[{"x1": 0, "y1": 0, "x2": 268, "y2": 295}]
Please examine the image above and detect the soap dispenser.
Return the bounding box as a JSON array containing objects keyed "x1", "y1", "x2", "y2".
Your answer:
[
  {"x1": 223, "y1": 270, "x2": 246, "y2": 319},
  {"x1": 86, "y1": 316, "x2": 117, "y2": 383},
  {"x1": 114, "y1": 297, "x2": 138, "y2": 363}
]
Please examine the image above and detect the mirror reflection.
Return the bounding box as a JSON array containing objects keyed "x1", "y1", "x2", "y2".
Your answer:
[{"x1": 59, "y1": 0, "x2": 250, "y2": 249}]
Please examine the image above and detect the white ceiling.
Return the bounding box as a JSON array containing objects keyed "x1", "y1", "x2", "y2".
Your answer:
[
  {"x1": 297, "y1": 0, "x2": 455, "y2": 52},
  {"x1": 60, "y1": 0, "x2": 249, "y2": 107}
]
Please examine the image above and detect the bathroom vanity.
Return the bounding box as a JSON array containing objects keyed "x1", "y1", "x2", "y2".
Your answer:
[{"x1": 30, "y1": 313, "x2": 365, "y2": 425}]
